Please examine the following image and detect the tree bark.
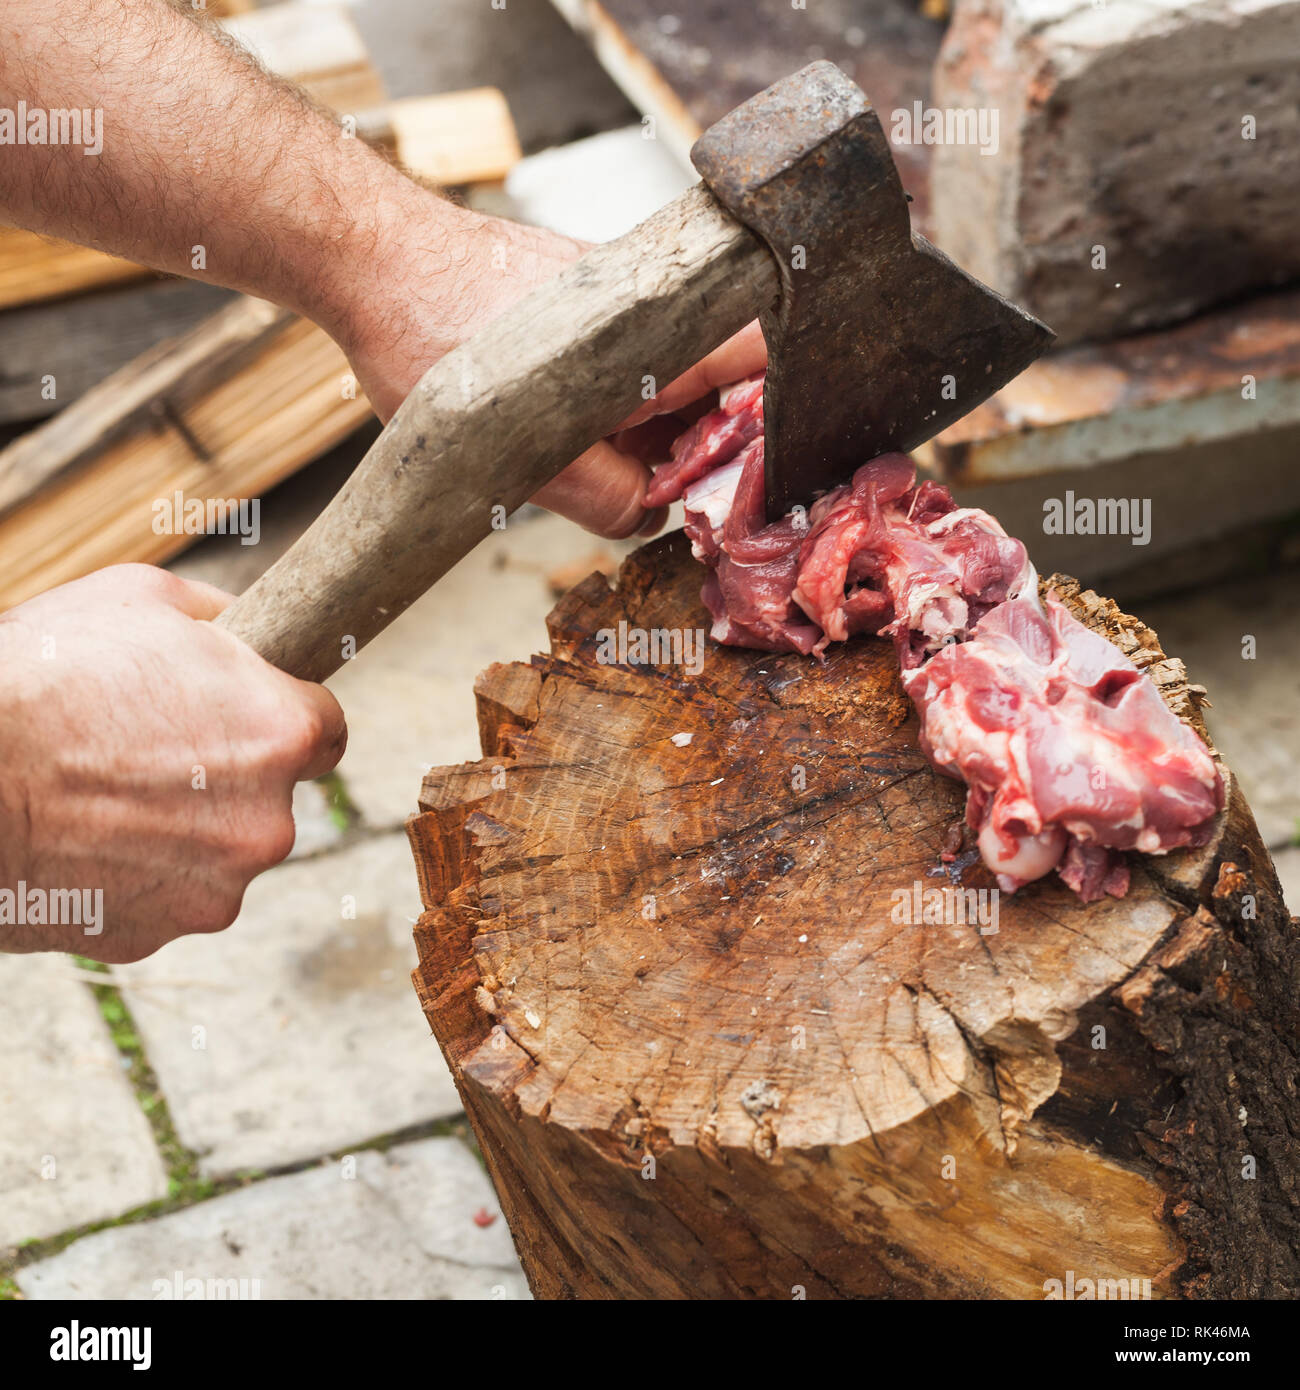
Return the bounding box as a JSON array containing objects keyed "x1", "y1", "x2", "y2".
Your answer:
[{"x1": 409, "y1": 531, "x2": 1300, "y2": 1299}]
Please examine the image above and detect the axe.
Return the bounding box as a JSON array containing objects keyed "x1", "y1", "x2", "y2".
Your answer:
[{"x1": 217, "y1": 62, "x2": 1052, "y2": 683}]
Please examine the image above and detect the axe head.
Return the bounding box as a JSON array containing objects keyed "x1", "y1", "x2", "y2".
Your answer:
[{"x1": 691, "y1": 61, "x2": 1054, "y2": 521}]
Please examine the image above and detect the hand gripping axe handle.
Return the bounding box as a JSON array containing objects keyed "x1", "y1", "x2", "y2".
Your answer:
[{"x1": 217, "y1": 62, "x2": 1051, "y2": 683}]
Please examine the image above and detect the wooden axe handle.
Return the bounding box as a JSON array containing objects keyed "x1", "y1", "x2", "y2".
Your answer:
[{"x1": 214, "y1": 185, "x2": 776, "y2": 683}]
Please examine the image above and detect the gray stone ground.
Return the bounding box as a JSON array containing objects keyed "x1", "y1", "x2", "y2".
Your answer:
[
  {"x1": 4, "y1": 0, "x2": 1300, "y2": 1303},
  {"x1": 0, "y1": 955, "x2": 168, "y2": 1247},
  {"x1": 1143, "y1": 575, "x2": 1300, "y2": 853},
  {"x1": 114, "y1": 834, "x2": 463, "y2": 1177},
  {"x1": 17, "y1": 1139, "x2": 528, "y2": 1300}
]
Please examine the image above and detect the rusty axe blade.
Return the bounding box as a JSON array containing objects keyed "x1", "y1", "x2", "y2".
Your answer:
[{"x1": 692, "y1": 61, "x2": 1054, "y2": 521}]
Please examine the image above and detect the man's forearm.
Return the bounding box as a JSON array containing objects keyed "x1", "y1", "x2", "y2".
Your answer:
[
  {"x1": 0, "y1": 0, "x2": 469, "y2": 352},
  {"x1": 0, "y1": 0, "x2": 760, "y2": 535}
]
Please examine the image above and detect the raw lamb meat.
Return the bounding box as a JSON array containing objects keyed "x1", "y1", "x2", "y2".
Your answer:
[{"x1": 652, "y1": 374, "x2": 1223, "y2": 902}]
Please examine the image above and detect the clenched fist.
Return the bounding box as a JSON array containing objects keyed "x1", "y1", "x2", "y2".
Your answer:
[{"x1": 0, "y1": 565, "x2": 345, "y2": 962}]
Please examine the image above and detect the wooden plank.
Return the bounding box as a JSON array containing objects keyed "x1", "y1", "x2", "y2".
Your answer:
[
  {"x1": 0, "y1": 278, "x2": 234, "y2": 425},
  {"x1": 0, "y1": 297, "x2": 292, "y2": 519},
  {"x1": 0, "y1": 317, "x2": 370, "y2": 610},
  {"x1": 916, "y1": 287, "x2": 1300, "y2": 483},
  {"x1": 378, "y1": 90, "x2": 522, "y2": 186},
  {"x1": 0, "y1": 235, "x2": 141, "y2": 311}
]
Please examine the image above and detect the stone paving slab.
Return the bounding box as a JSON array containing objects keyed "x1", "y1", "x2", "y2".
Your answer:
[
  {"x1": 0, "y1": 955, "x2": 168, "y2": 1248},
  {"x1": 17, "y1": 1137, "x2": 529, "y2": 1299},
  {"x1": 1142, "y1": 573, "x2": 1300, "y2": 850},
  {"x1": 115, "y1": 834, "x2": 461, "y2": 1177},
  {"x1": 328, "y1": 510, "x2": 638, "y2": 829}
]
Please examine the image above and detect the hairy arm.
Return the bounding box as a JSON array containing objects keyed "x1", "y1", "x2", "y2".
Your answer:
[
  {"x1": 0, "y1": 0, "x2": 763, "y2": 536},
  {"x1": 0, "y1": 0, "x2": 444, "y2": 344}
]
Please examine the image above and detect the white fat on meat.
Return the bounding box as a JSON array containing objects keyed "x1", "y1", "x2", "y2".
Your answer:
[
  {"x1": 718, "y1": 379, "x2": 758, "y2": 410},
  {"x1": 682, "y1": 459, "x2": 744, "y2": 559}
]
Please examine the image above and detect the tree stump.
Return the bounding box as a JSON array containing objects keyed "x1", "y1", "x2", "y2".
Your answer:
[{"x1": 408, "y1": 531, "x2": 1300, "y2": 1299}]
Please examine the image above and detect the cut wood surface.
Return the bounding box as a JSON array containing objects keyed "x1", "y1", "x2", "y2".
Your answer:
[
  {"x1": 0, "y1": 316, "x2": 366, "y2": 611},
  {"x1": 410, "y1": 532, "x2": 1300, "y2": 1299}
]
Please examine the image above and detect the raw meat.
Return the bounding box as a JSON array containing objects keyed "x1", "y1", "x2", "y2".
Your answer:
[
  {"x1": 904, "y1": 591, "x2": 1222, "y2": 899},
  {"x1": 653, "y1": 375, "x2": 1223, "y2": 901},
  {"x1": 645, "y1": 377, "x2": 764, "y2": 509}
]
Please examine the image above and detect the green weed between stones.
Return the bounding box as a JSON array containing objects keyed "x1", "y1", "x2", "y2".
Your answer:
[
  {"x1": 317, "y1": 771, "x2": 361, "y2": 832},
  {"x1": 0, "y1": 957, "x2": 242, "y2": 1294}
]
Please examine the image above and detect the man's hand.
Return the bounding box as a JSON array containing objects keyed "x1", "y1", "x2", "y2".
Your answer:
[
  {"x1": 0, "y1": 567, "x2": 346, "y2": 962},
  {"x1": 334, "y1": 210, "x2": 769, "y2": 539}
]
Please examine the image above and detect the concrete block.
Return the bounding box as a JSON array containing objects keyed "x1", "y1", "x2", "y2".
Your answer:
[{"x1": 932, "y1": 0, "x2": 1300, "y2": 342}]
